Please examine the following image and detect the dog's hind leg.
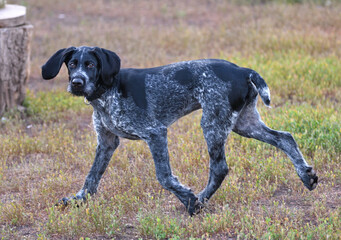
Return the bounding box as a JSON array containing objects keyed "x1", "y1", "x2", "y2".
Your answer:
[
  {"x1": 146, "y1": 128, "x2": 200, "y2": 216},
  {"x1": 198, "y1": 108, "x2": 238, "y2": 203},
  {"x1": 232, "y1": 98, "x2": 318, "y2": 190}
]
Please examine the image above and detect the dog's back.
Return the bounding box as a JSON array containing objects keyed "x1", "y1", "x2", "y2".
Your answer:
[{"x1": 118, "y1": 59, "x2": 266, "y2": 126}]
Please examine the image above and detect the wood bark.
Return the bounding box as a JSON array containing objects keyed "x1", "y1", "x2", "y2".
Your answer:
[{"x1": 0, "y1": 23, "x2": 33, "y2": 116}]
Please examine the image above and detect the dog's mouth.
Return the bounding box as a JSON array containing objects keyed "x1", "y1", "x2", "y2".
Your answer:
[
  {"x1": 68, "y1": 83, "x2": 87, "y2": 97},
  {"x1": 71, "y1": 89, "x2": 86, "y2": 96}
]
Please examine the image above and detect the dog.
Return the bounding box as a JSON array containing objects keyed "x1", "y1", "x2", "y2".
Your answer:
[{"x1": 42, "y1": 46, "x2": 318, "y2": 215}]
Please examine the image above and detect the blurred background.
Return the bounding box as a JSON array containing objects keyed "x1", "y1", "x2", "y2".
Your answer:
[
  {"x1": 1, "y1": 0, "x2": 340, "y2": 239},
  {"x1": 18, "y1": 0, "x2": 341, "y2": 96}
]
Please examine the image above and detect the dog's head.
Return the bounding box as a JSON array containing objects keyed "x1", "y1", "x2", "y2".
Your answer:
[{"x1": 42, "y1": 46, "x2": 121, "y2": 100}]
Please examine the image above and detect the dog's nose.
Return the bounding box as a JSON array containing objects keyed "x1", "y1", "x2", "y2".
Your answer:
[{"x1": 72, "y1": 78, "x2": 84, "y2": 87}]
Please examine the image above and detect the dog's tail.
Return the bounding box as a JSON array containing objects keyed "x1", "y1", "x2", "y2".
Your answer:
[{"x1": 248, "y1": 71, "x2": 271, "y2": 107}]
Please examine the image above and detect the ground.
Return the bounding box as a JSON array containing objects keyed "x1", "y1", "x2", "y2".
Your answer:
[{"x1": 0, "y1": 0, "x2": 340, "y2": 239}]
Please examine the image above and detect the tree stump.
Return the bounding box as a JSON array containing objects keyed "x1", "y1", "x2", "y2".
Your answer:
[{"x1": 0, "y1": 4, "x2": 33, "y2": 116}]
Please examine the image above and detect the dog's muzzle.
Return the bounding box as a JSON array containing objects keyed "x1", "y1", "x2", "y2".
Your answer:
[
  {"x1": 70, "y1": 77, "x2": 86, "y2": 96},
  {"x1": 72, "y1": 78, "x2": 84, "y2": 89}
]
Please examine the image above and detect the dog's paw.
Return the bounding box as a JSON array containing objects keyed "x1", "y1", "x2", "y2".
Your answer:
[
  {"x1": 187, "y1": 197, "x2": 205, "y2": 216},
  {"x1": 61, "y1": 197, "x2": 71, "y2": 206},
  {"x1": 55, "y1": 195, "x2": 85, "y2": 207},
  {"x1": 55, "y1": 197, "x2": 74, "y2": 207},
  {"x1": 299, "y1": 166, "x2": 318, "y2": 191}
]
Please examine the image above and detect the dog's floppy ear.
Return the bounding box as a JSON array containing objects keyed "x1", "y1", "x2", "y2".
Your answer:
[
  {"x1": 91, "y1": 47, "x2": 121, "y2": 86},
  {"x1": 41, "y1": 47, "x2": 76, "y2": 80}
]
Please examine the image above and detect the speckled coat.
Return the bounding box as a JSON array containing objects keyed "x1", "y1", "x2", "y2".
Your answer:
[{"x1": 42, "y1": 46, "x2": 318, "y2": 216}]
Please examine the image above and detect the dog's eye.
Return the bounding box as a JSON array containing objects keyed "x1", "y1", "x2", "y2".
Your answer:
[
  {"x1": 87, "y1": 62, "x2": 95, "y2": 68},
  {"x1": 69, "y1": 62, "x2": 76, "y2": 68}
]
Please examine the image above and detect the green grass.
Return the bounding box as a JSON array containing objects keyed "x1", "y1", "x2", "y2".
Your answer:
[
  {"x1": 1, "y1": 0, "x2": 340, "y2": 239},
  {"x1": 222, "y1": 53, "x2": 341, "y2": 109},
  {"x1": 23, "y1": 90, "x2": 90, "y2": 121}
]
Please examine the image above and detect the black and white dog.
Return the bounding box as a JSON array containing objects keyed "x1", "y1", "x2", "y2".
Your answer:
[{"x1": 42, "y1": 46, "x2": 318, "y2": 215}]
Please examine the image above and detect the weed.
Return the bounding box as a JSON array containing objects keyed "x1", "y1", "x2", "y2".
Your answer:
[
  {"x1": 137, "y1": 209, "x2": 186, "y2": 239},
  {"x1": 0, "y1": 201, "x2": 31, "y2": 226},
  {"x1": 44, "y1": 197, "x2": 122, "y2": 238}
]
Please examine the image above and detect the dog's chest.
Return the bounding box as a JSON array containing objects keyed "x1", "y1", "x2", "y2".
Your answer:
[{"x1": 92, "y1": 95, "x2": 142, "y2": 140}]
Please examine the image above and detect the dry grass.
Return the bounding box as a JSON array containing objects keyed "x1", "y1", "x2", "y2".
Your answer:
[{"x1": 1, "y1": 0, "x2": 340, "y2": 239}]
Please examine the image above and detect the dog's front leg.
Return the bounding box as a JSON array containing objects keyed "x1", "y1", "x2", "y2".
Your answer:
[
  {"x1": 146, "y1": 129, "x2": 201, "y2": 216},
  {"x1": 60, "y1": 129, "x2": 119, "y2": 205}
]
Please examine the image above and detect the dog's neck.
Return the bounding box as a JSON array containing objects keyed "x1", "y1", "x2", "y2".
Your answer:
[
  {"x1": 86, "y1": 75, "x2": 120, "y2": 102},
  {"x1": 86, "y1": 84, "x2": 109, "y2": 101}
]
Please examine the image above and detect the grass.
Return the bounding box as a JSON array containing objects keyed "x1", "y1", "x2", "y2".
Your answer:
[{"x1": 1, "y1": 0, "x2": 340, "y2": 239}]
